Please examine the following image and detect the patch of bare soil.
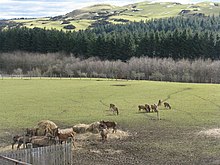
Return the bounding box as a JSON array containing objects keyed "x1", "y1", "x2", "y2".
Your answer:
[
  {"x1": 2, "y1": 125, "x2": 220, "y2": 165},
  {"x1": 111, "y1": 84, "x2": 127, "y2": 86},
  {"x1": 72, "y1": 129, "x2": 141, "y2": 165},
  {"x1": 198, "y1": 128, "x2": 220, "y2": 138}
]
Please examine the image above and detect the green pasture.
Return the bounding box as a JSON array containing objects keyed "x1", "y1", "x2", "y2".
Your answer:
[
  {"x1": 1, "y1": 78, "x2": 220, "y2": 162},
  {"x1": 0, "y1": 78, "x2": 220, "y2": 130}
]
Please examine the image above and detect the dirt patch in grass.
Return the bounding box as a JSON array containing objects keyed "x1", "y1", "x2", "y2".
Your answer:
[{"x1": 111, "y1": 84, "x2": 128, "y2": 86}]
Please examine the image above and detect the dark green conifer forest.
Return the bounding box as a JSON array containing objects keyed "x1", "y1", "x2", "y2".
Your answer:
[{"x1": 1, "y1": 15, "x2": 220, "y2": 60}]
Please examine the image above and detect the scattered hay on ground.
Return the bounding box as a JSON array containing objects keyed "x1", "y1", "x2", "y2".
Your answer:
[
  {"x1": 73, "y1": 124, "x2": 90, "y2": 133},
  {"x1": 89, "y1": 149, "x2": 123, "y2": 155},
  {"x1": 108, "y1": 129, "x2": 130, "y2": 140},
  {"x1": 198, "y1": 128, "x2": 220, "y2": 138},
  {"x1": 0, "y1": 145, "x2": 12, "y2": 152},
  {"x1": 87, "y1": 121, "x2": 100, "y2": 134},
  {"x1": 59, "y1": 128, "x2": 74, "y2": 134},
  {"x1": 73, "y1": 121, "x2": 130, "y2": 141},
  {"x1": 104, "y1": 149, "x2": 123, "y2": 154},
  {"x1": 75, "y1": 128, "x2": 130, "y2": 141},
  {"x1": 72, "y1": 121, "x2": 101, "y2": 134}
]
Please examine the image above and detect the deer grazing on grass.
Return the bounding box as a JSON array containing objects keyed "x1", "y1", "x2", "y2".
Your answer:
[
  {"x1": 157, "y1": 100, "x2": 162, "y2": 106},
  {"x1": 145, "y1": 104, "x2": 151, "y2": 112},
  {"x1": 138, "y1": 104, "x2": 151, "y2": 112},
  {"x1": 164, "y1": 102, "x2": 171, "y2": 109},
  {"x1": 151, "y1": 104, "x2": 158, "y2": 113},
  {"x1": 109, "y1": 103, "x2": 119, "y2": 115},
  {"x1": 138, "y1": 105, "x2": 146, "y2": 111}
]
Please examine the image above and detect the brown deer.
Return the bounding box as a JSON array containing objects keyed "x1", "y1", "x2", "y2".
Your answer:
[
  {"x1": 164, "y1": 102, "x2": 171, "y2": 109},
  {"x1": 138, "y1": 105, "x2": 146, "y2": 111},
  {"x1": 157, "y1": 100, "x2": 162, "y2": 106},
  {"x1": 151, "y1": 104, "x2": 158, "y2": 112},
  {"x1": 109, "y1": 104, "x2": 119, "y2": 115},
  {"x1": 99, "y1": 124, "x2": 108, "y2": 143},
  {"x1": 109, "y1": 103, "x2": 115, "y2": 111},
  {"x1": 145, "y1": 104, "x2": 151, "y2": 112},
  {"x1": 100, "y1": 120, "x2": 117, "y2": 133}
]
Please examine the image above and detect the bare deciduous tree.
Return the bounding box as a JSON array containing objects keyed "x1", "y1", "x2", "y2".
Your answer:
[{"x1": 1, "y1": 52, "x2": 220, "y2": 83}]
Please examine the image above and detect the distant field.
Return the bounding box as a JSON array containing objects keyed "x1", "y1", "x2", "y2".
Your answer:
[
  {"x1": 1, "y1": 78, "x2": 220, "y2": 163},
  {"x1": 10, "y1": 2, "x2": 220, "y2": 31},
  {"x1": 13, "y1": 18, "x2": 93, "y2": 31}
]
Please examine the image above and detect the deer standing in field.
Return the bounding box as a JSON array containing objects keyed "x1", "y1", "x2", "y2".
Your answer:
[{"x1": 109, "y1": 103, "x2": 119, "y2": 115}]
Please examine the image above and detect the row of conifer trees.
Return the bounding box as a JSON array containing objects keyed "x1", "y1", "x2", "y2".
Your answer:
[{"x1": 0, "y1": 15, "x2": 220, "y2": 60}]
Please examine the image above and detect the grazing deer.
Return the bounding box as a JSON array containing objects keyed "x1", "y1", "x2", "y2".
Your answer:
[
  {"x1": 112, "y1": 106, "x2": 119, "y2": 115},
  {"x1": 151, "y1": 104, "x2": 160, "y2": 120},
  {"x1": 138, "y1": 105, "x2": 146, "y2": 111},
  {"x1": 151, "y1": 104, "x2": 158, "y2": 112},
  {"x1": 164, "y1": 102, "x2": 171, "y2": 109},
  {"x1": 109, "y1": 103, "x2": 115, "y2": 111},
  {"x1": 157, "y1": 100, "x2": 162, "y2": 106},
  {"x1": 110, "y1": 104, "x2": 119, "y2": 115},
  {"x1": 145, "y1": 104, "x2": 151, "y2": 112}
]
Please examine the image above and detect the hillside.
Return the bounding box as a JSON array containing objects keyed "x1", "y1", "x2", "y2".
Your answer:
[{"x1": 1, "y1": 1, "x2": 220, "y2": 31}]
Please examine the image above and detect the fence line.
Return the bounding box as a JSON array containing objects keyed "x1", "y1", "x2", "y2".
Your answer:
[
  {"x1": 0, "y1": 142, "x2": 73, "y2": 165},
  {"x1": 0, "y1": 155, "x2": 32, "y2": 165}
]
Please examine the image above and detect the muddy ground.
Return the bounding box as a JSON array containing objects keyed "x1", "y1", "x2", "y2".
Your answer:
[
  {"x1": 1, "y1": 125, "x2": 220, "y2": 165},
  {"x1": 71, "y1": 125, "x2": 220, "y2": 165}
]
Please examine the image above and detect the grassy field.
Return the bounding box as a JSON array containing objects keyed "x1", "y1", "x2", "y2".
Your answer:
[
  {"x1": 0, "y1": 78, "x2": 220, "y2": 163},
  {"x1": 0, "y1": 78, "x2": 219, "y2": 130}
]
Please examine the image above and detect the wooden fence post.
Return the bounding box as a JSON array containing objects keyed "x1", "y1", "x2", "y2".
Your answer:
[
  {"x1": 157, "y1": 111, "x2": 160, "y2": 120},
  {"x1": 27, "y1": 143, "x2": 33, "y2": 164},
  {"x1": 23, "y1": 133, "x2": 26, "y2": 149},
  {"x1": 67, "y1": 137, "x2": 73, "y2": 165}
]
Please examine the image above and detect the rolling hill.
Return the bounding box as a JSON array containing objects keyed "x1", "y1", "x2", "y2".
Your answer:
[{"x1": 1, "y1": 1, "x2": 220, "y2": 31}]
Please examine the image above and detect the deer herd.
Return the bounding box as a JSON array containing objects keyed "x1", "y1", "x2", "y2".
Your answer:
[
  {"x1": 109, "y1": 99, "x2": 171, "y2": 115},
  {"x1": 11, "y1": 119, "x2": 118, "y2": 149},
  {"x1": 11, "y1": 100, "x2": 172, "y2": 149},
  {"x1": 138, "y1": 100, "x2": 171, "y2": 113},
  {"x1": 11, "y1": 120, "x2": 77, "y2": 150}
]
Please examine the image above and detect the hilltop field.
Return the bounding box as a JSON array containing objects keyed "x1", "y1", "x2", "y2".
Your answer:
[
  {"x1": 3, "y1": 1, "x2": 220, "y2": 31},
  {"x1": 0, "y1": 78, "x2": 220, "y2": 164}
]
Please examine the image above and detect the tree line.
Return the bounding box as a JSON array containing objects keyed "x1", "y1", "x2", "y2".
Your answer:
[
  {"x1": 0, "y1": 52, "x2": 220, "y2": 83},
  {"x1": 0, "y1": 15, "x2": 220, "y2": 60}
]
